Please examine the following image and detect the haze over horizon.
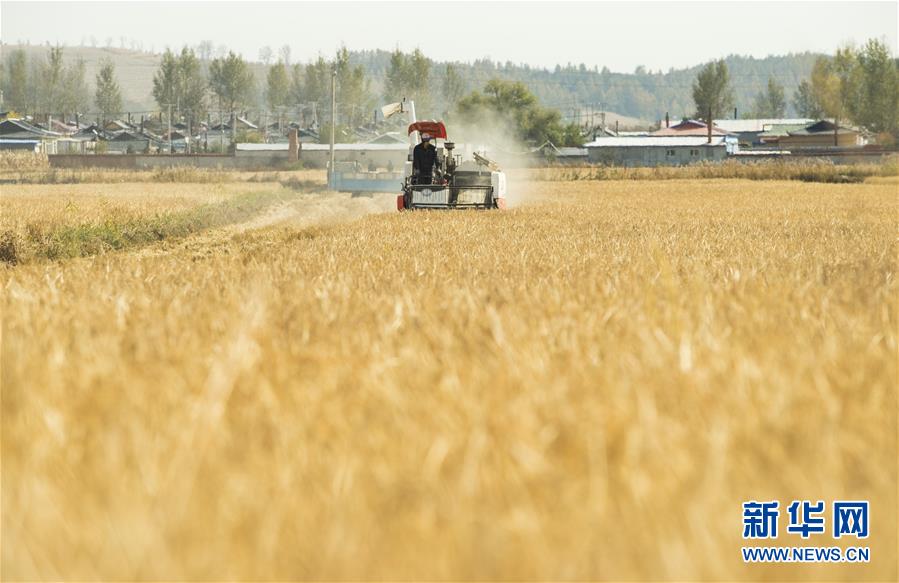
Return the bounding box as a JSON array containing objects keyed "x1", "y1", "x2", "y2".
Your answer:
[{"x1": 2, "y1": 1, "x2": 897, "y2": 73}]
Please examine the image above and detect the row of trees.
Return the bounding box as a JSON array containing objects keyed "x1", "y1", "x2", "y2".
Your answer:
[
  {"x1": 261, "y1": 49, "x2": 371, "y2": 129},
  {"x1": 691, "y1": 61, "x2": 789, "y2": 120},
  {"x1": 264, "y1": 48, "x2": 471, "y2": 129},
  {"x1": 692, "y1": 38, "x2": 898, "y2": 137},
  {"x1": 151, "y1": 47, "x2": 255, "y2": 126},
  {"x1": 383, "y1": 49, "x2": 432, "y2": 114},
  {"x1": 795, "y1": 39, "x2": 899, "y2": 135},
  {"x1": 454, "y1": 80, "x2": 582, "y2": 146},
  {"x1": 3, "y1": 41, "x2": 896, "y2": 143},
  {"x1": 2, "y1": 46, "x2": 129, "y2": 124},
  {"x1": 2, "y1": 47, "x2": 90, "y2": 117},
  {"x1": 151, "y1": 48, "x2": 208, "y2": 120},
  {"x1": 94, "y1": 59, "x2": 123, "y2": 119},
  {"x1": 149, "y1": 46, "x2": 375, "y2": 130}
]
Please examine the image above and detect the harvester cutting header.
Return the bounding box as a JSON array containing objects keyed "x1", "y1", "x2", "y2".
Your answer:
[{"x1": 388, "y1": 100, "x2": 507, "y2": 211}]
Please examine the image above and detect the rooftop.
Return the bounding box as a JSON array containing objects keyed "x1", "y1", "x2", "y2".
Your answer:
[
  {"x1": 653, "y1": 119, "x2": 730, "y2": 137},
  {"x1": 584, "y1": 136, "x2": 727, "y2": 147},
  {"x1": 0, "y1": 118, "x2": 62, "y2": 139},
  {"x1": 713, "y1": 118, "x2": 814, "y2": 133},
  {"x1": 787, "y1": 120, "x2": 858, "y2": 136},
  {"x1": 236, "y1": 142, "x2": 409, "y2": 151},
  {"x1": 759, "y1": 123, "x2": 812, "y2": 137}
]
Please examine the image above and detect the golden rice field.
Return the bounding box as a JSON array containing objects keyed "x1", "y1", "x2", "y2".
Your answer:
[{"x1": 1, "y1": 174, "x2": 896, "y2": 581}]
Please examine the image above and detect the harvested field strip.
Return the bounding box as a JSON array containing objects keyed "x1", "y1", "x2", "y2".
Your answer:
[
  {"x1": 0, "y1": 188, "x2": 296, "y2": 264},
  {"x1": 4, "y1": 167, "x2": 327, "y2": 186}
]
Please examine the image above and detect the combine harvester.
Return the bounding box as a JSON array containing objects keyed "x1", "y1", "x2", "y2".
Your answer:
[
  {"x1": 398, "y1": 119, "x2": 507, "y2": 211},
  {"x1": 365, "y1": 99, "x2": 507, "y2": 211},
  {"x1": 326, "y1": 98, "x2": 508, "y2": 209}
]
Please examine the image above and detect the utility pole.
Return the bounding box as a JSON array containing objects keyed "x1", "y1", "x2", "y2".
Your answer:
[
  {"x1": 186, "y1": 112, "x2": 191, "y2": 154},
  {"x1": 329, "y1": 68, "x2": 336, "y2": 183},
  {"x1": 216, "y1": 98, "x2": 224, "y2": 154},
  {"x1": 166, "y1": 103, "x2": 173, "y2": 154}
]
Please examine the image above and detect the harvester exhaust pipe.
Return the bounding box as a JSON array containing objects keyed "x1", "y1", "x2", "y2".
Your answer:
[{"x1": 444, "y1": 141, "x2": 456, "y2": 174}]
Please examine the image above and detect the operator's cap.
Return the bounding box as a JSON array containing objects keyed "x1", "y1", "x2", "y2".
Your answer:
[{"x1": 421, "y1": 133, "x2": 431, "y2": 141}]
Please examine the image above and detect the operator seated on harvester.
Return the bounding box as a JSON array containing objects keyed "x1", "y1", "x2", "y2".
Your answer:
[{"x1": 412, "y1": 132, "x2": 441, "y2": 185}]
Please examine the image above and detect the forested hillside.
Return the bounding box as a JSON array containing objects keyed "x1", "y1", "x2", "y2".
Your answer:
[
  {"x1": 2, "y1": 43, "x2": 820, "y2": 123},
  {"x1": 348, "y1": 49, "x2": 821, "y2": 121}
]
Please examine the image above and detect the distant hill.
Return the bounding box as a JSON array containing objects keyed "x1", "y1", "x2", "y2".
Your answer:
[
  {"x1": 346, "y1": 49, "x2": 821, "y2": 124},
  {"x1": 2, "y1": 43, "x2": 822, "y2": 127}
]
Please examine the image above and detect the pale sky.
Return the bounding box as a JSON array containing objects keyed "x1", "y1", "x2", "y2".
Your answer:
[{"x1": 2, "y1": 1, "x2": 896, "y2": 72}]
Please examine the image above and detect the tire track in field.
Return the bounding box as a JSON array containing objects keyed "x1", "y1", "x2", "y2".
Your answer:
[
  {"x1": 228, "y1": 191, "x2": 396, "y2": 233},
  {"x1": 133, "y1": 190, "x2": 396, "y2": 259}
]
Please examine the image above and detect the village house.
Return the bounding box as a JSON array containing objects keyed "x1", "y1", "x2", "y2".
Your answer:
[
  {"x1": 770, "y1": 120, "x2": 864, "y2": 148},
  {"x1": 713, "y1": 118, "x2": 814, "y2": 147},
  {"x1": 0, "y1": 118, "x2": 61, "y2": 153},
  {"x1": 584, "y1": 135, "x2": 731, "y2": 166},
  {"x1": 105, "y1": 131, "x2": 151, "y2": 154}
]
